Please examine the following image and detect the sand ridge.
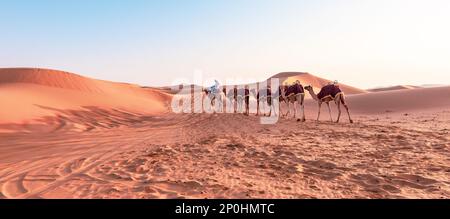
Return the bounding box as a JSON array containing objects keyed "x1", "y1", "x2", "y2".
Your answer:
[{"x1": 0, "y1": 68, "x2": 172, "y2": 125}]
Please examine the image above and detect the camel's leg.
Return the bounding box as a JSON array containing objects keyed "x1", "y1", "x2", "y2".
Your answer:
[
  {"x1": 247, "y1": 103, "x2": 249, "y2": 115},
  {"x1": 270, "y1": 99, "x2": 276, "y2": 117},
  {"x1": 212, "y1": 96, "x2": 215, "y2": 108},
  {"x1": 262, "y1": 98, "x2": 266, "y2": 116},
  {"x1": 291, "y1": 100, "x2": 295, "y2": 118},
  {"x1": 232, "y1": 99, "x2": 235, "y2": 113},
  {"x1": 219, "y1": 95, "x2": 224, "y2": 113},
  {"x1": 335, "y1": 97, "x2": 342, "y2": 123},
  {"x1": 238, "y1": 99, "x2": 242, "y2": 113},
  {"x1": 245, "y1": 98, "x2": 248, "y2": 115},
  {"x1": 293, "y1": 100, "x2": 298, "y2": 119},
  {"x1": 202, "y1": 94, "x2": 205, "y2": 113},
  {"x1": 281, "y1": 100, "x2": 286, "y2": 117},
  {"x1": 215, "y1": 95, "x2": 222, "y2": 113},
  {"x1": 292, "y1": 98, "x2": 297, "y2": 119},
  {"x1": 211, "y1": 97, "x2": 215, "y2": 114},
  {"x1": 256, "y1": 99, "x2": 260, "y2": 116},
  {"x1": 283, "y1": 101, "x2": 288, "y2": 117},
  {"x1": 317, "y1": 102, "x2": 322, "y2": 122},
  {"x1": 245, "y1": 98, "x2": 249, "y2": 116},
  {"x1": 271, "y1": 104, "x2": 276, "y2": 117},
  {"x1": 240, "y1": 97, "x2": 244, "y2": 113},
  {"x1": 262, "y1": 99, "x2": 266, "y2": 116},
  {"x1": 326, "y1": 102, "x2": 333, "y2": 122},
  {"x1": 215, "y1": 95, "x2": 218, "y2": 112},
  {"x1": 286, "y1": 102, "x2": 291, "y2": 118},
  {"x1": 296, "y1": 94, "x2": 304, "y2": 122},
  {"x1": 301, "y1": 97, "x2": 306, "y2": 122},
  {"x1": 345, "y1": 105, "x2": 353, "y2": 123},
  {"x1": 291, "y1": 100, "x2": 294, "y2": 118},
  {"x1": 302, "y1": 103, "x2": 306, "y2": 122},
  {"x1": 340, "y1": 94, "x2": 354, "y2": 123},
  {"x1": 286, "y1": 101, "x2": 291, "y2": 118},
  {"x1": 221, "y1": 95, "x2": 225, "y2": 113},
  {"x1": 277, "y1": 100, "x2": 283, "y2": 117}
]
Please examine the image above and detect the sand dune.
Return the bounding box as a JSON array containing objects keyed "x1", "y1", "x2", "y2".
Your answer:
[
  {"x1": 0, "y1": 68, "x2": 171, "y2": 130},
  {"x1": 344, "y1": 86, "x2": 450, "y2": 114},
  {"x1": 0, "y1": 68, "x2": 105, "y2": 93},
  {"x1": 367, "y1": 85, "x2": 421, "y2": 92},
  {"x1": 0, "y1": 68, "x2": 449, "y2": 199}
]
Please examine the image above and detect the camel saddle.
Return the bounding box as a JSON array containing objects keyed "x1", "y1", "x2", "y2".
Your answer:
[{"x1": 317, "y1": 84, "x2": 342, "y2": 100}]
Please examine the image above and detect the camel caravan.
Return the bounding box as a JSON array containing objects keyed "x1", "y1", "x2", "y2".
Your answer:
[{"x1": 201, "y1": 79, "x2": 354, "y2": 123}]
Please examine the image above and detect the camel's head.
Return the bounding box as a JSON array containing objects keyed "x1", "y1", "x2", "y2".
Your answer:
[{"x1": 304, "y1": 85, "x2": 313, "y2": 91}]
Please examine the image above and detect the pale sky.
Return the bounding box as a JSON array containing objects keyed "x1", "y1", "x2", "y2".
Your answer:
[{"x1": 1, "y1": 0, "x2": 449, "y2": 88}]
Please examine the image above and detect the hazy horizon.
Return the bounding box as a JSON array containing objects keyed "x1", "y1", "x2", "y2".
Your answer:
[{"x1": 1, "y1": 0, "x2": 449, "y2": 89}]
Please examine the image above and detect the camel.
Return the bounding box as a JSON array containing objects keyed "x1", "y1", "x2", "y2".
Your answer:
[
  {"x1": 252, "y1": 82, "x2": 305, "y2": 120},
  {"x1": 304, "y1": 84, "x2": 353, "y2": 123},
  {"x1": 279, "y1": 81, "x2": 306, "y2": 121},
  {"x1": 255, "y1": 88, "x2": 278, "y2": 117},
  {"x1": 202, "y1": 88, "x2": 224, "y2": 113},
  {"x1": 224, "y1": 87, "x2": 239, "y2": 113},
  {"x1": 224, "y1": 87, "x2": 250, "y2": 115},
  {"x1": 275, "y1": 86, "x2": 289, "y2": 117},
  {"x1": 236, "y1": 88, "x2": 250, "y2": 115}
]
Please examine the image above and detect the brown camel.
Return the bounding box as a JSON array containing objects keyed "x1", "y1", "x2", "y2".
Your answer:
[
  {"x1": 223, "y1": 87, "x2": 237, "y2": 113},
  {"x1": 224, "y1": 87, "x2": 250, "y2": 115},
  {"x1": 304, "y1": 84, "x2": 353, "y2": 123},
  {"x1": 251, "y1": 87, "x2": 283, "y2": 117},
  {"x1": 279, "y1": 81, "x2": 306, "y2": 121}
]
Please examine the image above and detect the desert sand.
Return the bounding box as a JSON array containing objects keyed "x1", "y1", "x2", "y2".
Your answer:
[{"x1": 0, "y1": 68, "x2": 449, "y2": 199}]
